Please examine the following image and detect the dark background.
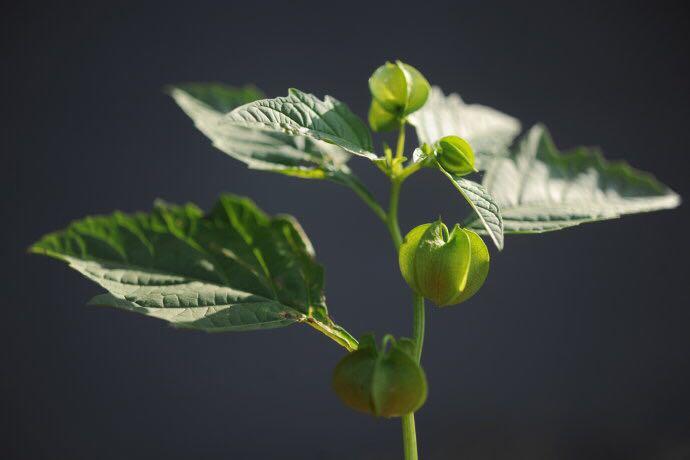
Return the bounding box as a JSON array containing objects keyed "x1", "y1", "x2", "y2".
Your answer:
[{"x1": 3, "y1": 1, "x2": 689, "y2": 459}]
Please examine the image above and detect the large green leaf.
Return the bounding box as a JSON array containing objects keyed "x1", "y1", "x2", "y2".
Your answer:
[
  {"x1": 171, "y1": 84, "x2": 384, "y2": 220},
  {"x1": 409, "y1": 87, "x2": 521, "y2": 169},
  {"x1": 224, "y1": 88, "x2": 378, "y2": 160},
  {"x1": 31, "y1": 194, "x2": 357, "y2": 350},
  {"x1": 467, "y1": 125, "x2": 681, "y2": 233},
  {"x1": 170, "y1": 84, "x2": 352, "y2": 179}
]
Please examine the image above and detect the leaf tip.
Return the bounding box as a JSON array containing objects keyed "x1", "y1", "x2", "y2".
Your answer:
[
  {"x1": 26, "y1": 243, "x2": 42, "y2": 255},
  {"x1": 162, "y1": 84, "x2": 179, "y2": 96}
]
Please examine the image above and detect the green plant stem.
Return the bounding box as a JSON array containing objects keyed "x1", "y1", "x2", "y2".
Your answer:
[
  {"x1": 335, "y1": 121, "x2": 427, "y2": 455},
  {"x1": 401, "y1": 295, "x2": 426, "y2": 460},
  {"x1": 411, "y1": 293, "x2": 425, "y2": 362},
  {"x1": 352, "y1": 185, "x2": 388, "y2": 223},
  {"x1": 387, "y1": 179, "x2": 403, "y2": 248},
  {"x1": 332, "y1": 171, "x2": 387, "y2": 223},
  {"x1": 385, "y1": 152, "x2": 425, "y2": 460},
  {"x1": 401, "y1": 414, "x2": 418, "y2": 460},
  {"x1": 396, "y1": 123, "x2": 406, "y2": 159},
  {"x1": 305, "y1": 317, "x2": 359, "y2": 352}
]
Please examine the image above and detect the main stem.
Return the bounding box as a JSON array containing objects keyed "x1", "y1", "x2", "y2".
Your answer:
[{"x1": 387, "y1": 123, "x2": 425, "y2": 460}]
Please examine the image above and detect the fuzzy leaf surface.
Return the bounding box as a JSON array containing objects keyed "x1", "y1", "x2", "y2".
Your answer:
[
  {"x1": 410, "y1": 86, "x2": 521, "y2": 169},
  {"x1": 31, "y1": 194, "x2": 354, "y2": 346},
  {"x1": 438, "y1": 171, "x2": 505, "y2": 250},
  {"x1": 170, "y1": 84, "x2": 353, "y2": 179},
  {"x1": 224, "y1": 88, "x2": 377, "y2": 160},
  {"x1": 467, "y1": 125, "x2": 681, "y2": 233}
]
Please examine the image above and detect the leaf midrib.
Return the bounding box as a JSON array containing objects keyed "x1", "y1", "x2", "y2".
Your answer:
[{"x1": 33, "y1": 246, "x2": 287, "y2": 309}]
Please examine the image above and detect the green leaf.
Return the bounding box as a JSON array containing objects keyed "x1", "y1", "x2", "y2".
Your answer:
[
  {"x1": 224, "y1": 88, "x2": 378, "y2": 160},
  {"x1": 437, "y1": 169, "x2": 505, "y2": 250},
  {"x1": 467, "y1": 125, "x2": 681, "y2": 233},
  {"x1": 172, "y1": 82, "x2": 265, "y2": 113},
  {"x1": 170, "y1": 84, "x2": 385, "y2": 221},
  {"x1": 409, "y1": 87, "x2": 521, "y2": 169},
  {"x1": 31, "y1": 194, "x2": 357, "y2": 350},
  {"x1": 170, "y1": 84, "x2": 352, "y2": 179}
]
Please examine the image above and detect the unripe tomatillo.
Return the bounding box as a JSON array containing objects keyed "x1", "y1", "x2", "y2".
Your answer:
[
  {"x1": 399, "y1": 220, "x2": 489, "y2": 306},
  {"x1": 368, "y1": 61, "x2": 430, "y2": 132},
  {"x1": 332, "y1": 335, "x2": 427, "y2": 418},
  {"x1": 368, "y1": 98, "x2": 400, "y2": 132},
  {"x1": 435, "y1": 135, "x2": 476, "y2": 176}
]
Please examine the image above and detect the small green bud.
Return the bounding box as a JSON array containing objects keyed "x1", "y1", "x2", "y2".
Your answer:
[
  {"x1": 435, "y1": 135, "x2": 476, "y2": 176},
  {"x1": 332, "y1": 335, "x2": 427, "y2": 418},
  {"x1": 399, "y1": 220, "x2": 489, "y2": 306},
  {"x1": 369, "y1": 61, "x2": 430, "y2": 119}
]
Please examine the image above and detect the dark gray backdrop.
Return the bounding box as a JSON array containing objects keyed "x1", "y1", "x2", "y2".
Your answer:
[{"x1": 3, "y1": 1, "x2": 689, "y2": 459}]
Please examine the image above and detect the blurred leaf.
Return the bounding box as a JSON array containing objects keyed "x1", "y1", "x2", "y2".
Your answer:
[
  {"x1": 466, "y1": 125, "x2": 681, "y2": 233},
  {"x1": 173, "y1": 82, "x2": 265, "y2": 113},
  {"x1": 409, "y1": 86, "x2": 521, "y2": 169}
]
